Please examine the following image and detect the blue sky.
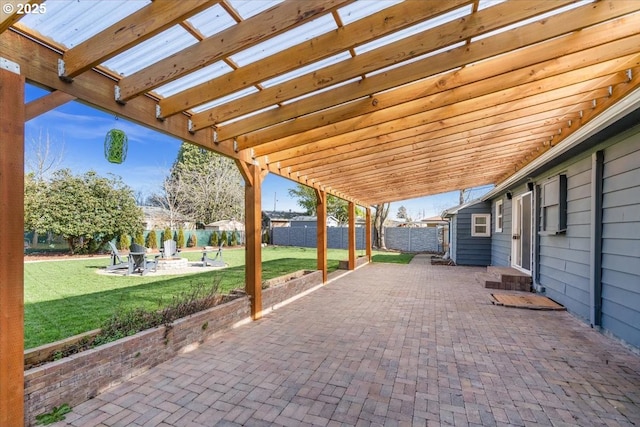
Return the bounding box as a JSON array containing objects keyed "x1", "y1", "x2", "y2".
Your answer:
[{"x1": 25, "y1": 84, "x2": 491, "y2": 219}]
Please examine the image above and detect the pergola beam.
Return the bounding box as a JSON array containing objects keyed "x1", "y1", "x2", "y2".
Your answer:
[
  {"x1": 119, "y1": 0, "x2": 352, "y2": 103},
  {"x1": 158, "y1": 0, "x2": 472, "y2": 119},
  {"x1": 216, "y1": 0, "x2": 640, "y2": 140},
  {"x1": 25, "y1": 90, "x2": 76, "y2": 121},
  {"x1": 0, "y1": 60, "x2": 25, "y2": 427},
  {"x1": 193, "y1": 0, "x2": 578, "y2": 131},
  {"x1": 59, "y1": 0, "x2": 218, "y2": 79}
]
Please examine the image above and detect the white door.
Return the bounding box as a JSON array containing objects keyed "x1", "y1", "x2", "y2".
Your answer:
[{"x1": 512, "y1": 192, "x2": 533, "y2": 273}]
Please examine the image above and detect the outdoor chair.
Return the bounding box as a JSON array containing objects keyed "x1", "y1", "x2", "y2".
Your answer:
[
  {"x1": 202, "y1": 242, "x2": 226, "y2": 267},
  {"x1": 159, "y1": 239, "x2": 180, "y2": 259},
  {"x1": 128, "y1": 243, "x2": 157, "y2": 276},
  {"x1": 106, "y1": 241, "x2": 130, "y2": 271}
]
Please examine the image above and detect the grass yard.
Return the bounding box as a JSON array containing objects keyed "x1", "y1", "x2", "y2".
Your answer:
[{"x1": 24, "y1": 246, "x2": 413, "y2": 349}]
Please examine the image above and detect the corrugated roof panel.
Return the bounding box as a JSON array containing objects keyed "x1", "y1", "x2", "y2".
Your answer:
[
  {"x1": 186, "y1": 3, "x2": 237, "y2": 37},
  {"x1": 354, "y1": 5, "x2": 473, "y2": 55},
  {"x1": 365, "y1": 42, "x2": 465, "y2": 78},
  {"x1": 477, "y1": 0, "x2": 507, "y2": 11},
  {"x1": 472, "y1": 0, "x2": 595, "y2": 41},
  {"x1": 337, "y1": 0, "x2": 403, "y2": 26},
  {"x1": 190, "y1": 86, "x2": 260, "y2": 113},
  {"x1": 102, "y1": 26, "x2": 198, "y2": 77},
  {"x1": 218, "y1": 105, "x2": 280, "y2": 126},
  {"x1": 19, "y1": 0, "x2": 149, "y2": 49},
  {"x1": 261, "y1": 52, "x2": 353, "y2": 88},
  {"x1": 228, "y1": 14, "x2": 337, "y2": 67},
  {"x1": 227, "y1": 0, "x2": 284, "y2": 20},
  {"x1": 154, "y1": 61, "x2": 234, "y2": 98}
]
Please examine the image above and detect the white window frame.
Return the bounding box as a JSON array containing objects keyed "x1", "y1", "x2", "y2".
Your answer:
[
  {"x1": 495, "y1": 199, "x2": 503, "y2": 233},
  {"x1": 471, "y1": 213, "x2": 491, "y2": 237}
]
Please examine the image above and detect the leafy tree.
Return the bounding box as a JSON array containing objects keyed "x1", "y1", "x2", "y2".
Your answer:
[
  {"x1": 152, "y1": 142, "x2": 244, "y2": 225},
  {"x1": 177, "y1": 227, "x2": 185, "y2": 248},
  {"x1": 30, "y1": 169, "x2": 142, "y2": 254},
  {"x1": 146, "y1": 230, "x2": 158, "y2": 249},
  {"x1": 288, "y1": 184, "x2": 364, "y2": 223}
]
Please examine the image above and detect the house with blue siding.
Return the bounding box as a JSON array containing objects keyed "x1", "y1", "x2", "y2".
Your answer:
[
  {"x1": 446, "y1": 105, "x2": 640, "y2": 351},
  {"x1": 442, "y1": 200, "x2": 492, "y2": 266}
]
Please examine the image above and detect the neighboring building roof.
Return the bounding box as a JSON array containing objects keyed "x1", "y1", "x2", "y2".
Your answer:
[
  {"x1": 442, "y1": 198, "x2": 485, "y2": 217},
  {"x1": 205, "y1": 219, "x2": 245, "y2": 230},
  {"x1": 141, "y1": 206, "x2": 192, "y2": 222}
]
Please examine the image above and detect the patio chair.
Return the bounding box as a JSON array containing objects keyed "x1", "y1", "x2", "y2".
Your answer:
[
  {"x1": 106, "y1": 241, "x2": 130, "y2": 271},
  {"x1": 128, "y1": 243, "x2": 157, "y2": 276},
  {"x1": 202, "y1": 242, "x2": 226, "y2": 267},
  {"x1": 159, "y1": 239, "x2": 180, "y2": 259}
]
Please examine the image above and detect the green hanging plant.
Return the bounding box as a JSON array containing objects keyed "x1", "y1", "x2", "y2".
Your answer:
[{"x1": 104, "y1": 129, "x2": 128, "y2": 164}]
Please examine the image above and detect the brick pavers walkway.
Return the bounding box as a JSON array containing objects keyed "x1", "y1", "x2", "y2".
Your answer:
[{"x1": 57, "y1": 255, "x2": 640, "y2": 426}]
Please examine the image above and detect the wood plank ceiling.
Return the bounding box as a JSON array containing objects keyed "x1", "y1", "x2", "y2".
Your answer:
[{"x1": 3, "y1": 0, "x2": 640, "y2": 207}]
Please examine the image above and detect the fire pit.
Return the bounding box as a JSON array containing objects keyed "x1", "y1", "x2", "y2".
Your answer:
[{"x1": 156, "y1": 257, "x2": 189, "y2": 271}]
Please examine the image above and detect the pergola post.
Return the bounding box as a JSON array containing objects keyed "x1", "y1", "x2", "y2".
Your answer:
[
  {"x1": 365, "y1": 207, "x2": 372, "y2": 262},
  {"x1": 0, "y1": 60, "x2": 25, "y2": 427},
  {"x1": 348, "y1": 201, "x2": 356, "y2": 270},
  {"x1": 236, "y1": 160, "x2": 265, "y2": 320},
  {"x1": 315, "y1": 189, "x2": 327, "y2": 283}
]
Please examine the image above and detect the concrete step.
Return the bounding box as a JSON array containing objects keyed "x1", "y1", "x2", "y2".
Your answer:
[{"x1": 481, "y1": 266, "x2": 532, "y2": 291}]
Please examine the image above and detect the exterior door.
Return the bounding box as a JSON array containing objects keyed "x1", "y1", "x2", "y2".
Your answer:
[{"x1": 512, "y1": 192, "x2": 533, "y2": 273}]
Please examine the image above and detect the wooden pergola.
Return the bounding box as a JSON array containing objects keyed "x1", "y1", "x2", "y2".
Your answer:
[{"x1": 2, "y1": 1, "x2": 640, "y2": 424}]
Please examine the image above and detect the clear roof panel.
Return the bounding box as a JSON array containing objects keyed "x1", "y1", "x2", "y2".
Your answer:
[
  {"x1": 190, "y1": 86, "x2": 260, "y2": 113},
  {"x1": 102, "y1": 26, "x2": 198, "y2": 76},
  {"x1": 337, "y1": 0, "x2": 403, "y2": 26},
  {"x1": 228, "y1": 0, "x2": 284, "y2": 20},
  {"x1": 228, "y1": 14, "x2": 338, "y2": 67},
  {"x1": 19, "y1": 0, "x2": 149, "y2": 49},
  {"x1": 154, "y1": 61, "x2": 235, "y2": 98},
  {"x1": 261, "y1": 52, "x2": 353, "y2": 88},
  {"x1": 354, "y1": 5, "x2": 473, "y2": 55},
  {"x1": 186, "y1": 3, "x2": 238, "y2": 38}
]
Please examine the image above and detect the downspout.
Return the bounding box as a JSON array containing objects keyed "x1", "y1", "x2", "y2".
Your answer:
[{"x1": 589, "y1": 150, "x2": 604, "y2": 328}]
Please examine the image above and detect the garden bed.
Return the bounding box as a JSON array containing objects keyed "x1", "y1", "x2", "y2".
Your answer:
[{"x1": 24, "y1": 269, "x2": 325, "y2": 426}]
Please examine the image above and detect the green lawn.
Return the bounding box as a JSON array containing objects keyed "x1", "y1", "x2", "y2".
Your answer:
[{"x1": 24, "y1": 247, "x2": 413, "y2": 349}]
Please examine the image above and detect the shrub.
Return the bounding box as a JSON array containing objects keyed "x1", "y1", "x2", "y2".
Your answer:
[
  {"x1": 162, "y1": 227, "x2": 172, "y2": 245},
  {"x1": 146, "y1": 231, "x2": 158, "y2": 249},
  {"x1": 230, "y1": 231, "x2": 238, "y2": 246},
  {"x1": 262, "y1": 230, "x2": 270, "y2": 244},
  {"x1": 210, "y1": 232, "x2": 219, "y2": 247},
  {"x1": 177, "y1": 227, "x2": 185, "y2": 248},
  {"x1": 221, "y1": 230, "x2": 228, "y2": 246},
  {"x1": 117, "y1": 234, "x2": 130, "y2": 250},
  {"x1": 134, "y1": 230, "x2": 145, "y2": 246},
  {"x1": 187, "y1": 233, "x2": 197, "y2": 248}
]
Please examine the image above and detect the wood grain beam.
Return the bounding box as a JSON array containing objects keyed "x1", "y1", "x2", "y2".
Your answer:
[
  {"x1": 60, "y1": 0, "x2": 218, "y2": 79},
  {"x1": 192, "y1": 0, "x2": 577, "y2": 131},
  {"x1": 315, "y1": 189, "x2": 328, "y2": 283},
  {"x1": 262, "y1": 78, "x2": 615, "y2": 167},
  {"x1": 0, "y1": 64, "x2": 25, "y2": 427},
  {"x1": 348, "y1": 201, "x2": 356, "y2": 270},
  {"x1": 158, "y1": 0, "x2": 473, "y2": 118},
  {"x1": 0, "y1": 0, "x2": 43, "y2": 33},
  {"x1": 239, "y1": 29, "x2": 640, "y2": 150},
  {"x1": 119, "y1": 0, "x2": 351, "y2": 103},
  {"x1": 25, "y1": 90, "x2": 76, "y2": 121},
  {"x1": 216, "y1": 1, "x2": 640, "y2": 140},
  {"x1": 252, "y1": 53, "x2": 639, "y2": 161}
]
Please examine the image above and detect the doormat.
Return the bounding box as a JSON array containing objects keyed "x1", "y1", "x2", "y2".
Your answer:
[{"x1": 490, "y1": 293, "x2": 565, "y2": 310}]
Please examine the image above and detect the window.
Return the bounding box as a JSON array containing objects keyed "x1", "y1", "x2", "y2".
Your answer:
[
  {"x1": 540, "y1": 174, "x2": 567, "y2": 235},
  {"x1": 495, "y1": 199, "x2": 503, "y2": 232},
  {"x1": 472, "y1": 214, "x2": 491, "y2": 237}
]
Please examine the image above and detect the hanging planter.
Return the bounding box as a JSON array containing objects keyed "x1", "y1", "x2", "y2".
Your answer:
[{"x1": 104, "y1": 129, "x2": 128, "y2": 164}]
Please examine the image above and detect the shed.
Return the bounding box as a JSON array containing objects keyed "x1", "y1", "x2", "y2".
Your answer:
[
  {"x1": 443, "y1": 199, "x2": 492, "y2": 266},
  {"x1": 204, "y1": 219, "x2": 245, "y2": 232},
  {"x1": 290, "y1": 215, "x2": 339, "y2": 228}
]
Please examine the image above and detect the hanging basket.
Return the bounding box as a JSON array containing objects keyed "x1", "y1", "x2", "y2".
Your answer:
[{"x1": 104, "y1": 129, "x2": 128, "y2": 164}]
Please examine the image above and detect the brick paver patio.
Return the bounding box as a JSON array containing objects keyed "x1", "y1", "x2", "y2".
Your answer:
[{"x1": 57, "y1": 255, "x2": 640, "y2": 426}]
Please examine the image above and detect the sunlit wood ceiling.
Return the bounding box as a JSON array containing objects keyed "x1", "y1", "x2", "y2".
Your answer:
[{"x1": 2, "y1": 0, "x2": 640, "y2": 206}]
